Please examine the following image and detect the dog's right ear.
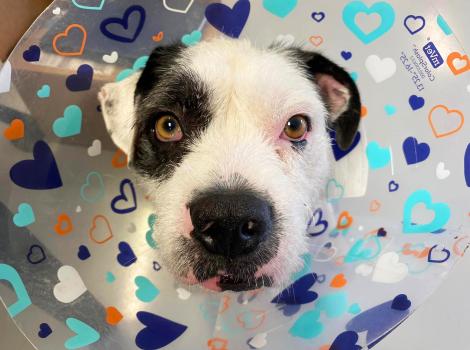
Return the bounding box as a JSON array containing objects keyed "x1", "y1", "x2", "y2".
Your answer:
[{"x1": 98, "y1": 72, "x2": 141, "y2": 158}]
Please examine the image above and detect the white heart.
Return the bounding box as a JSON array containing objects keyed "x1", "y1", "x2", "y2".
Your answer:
[
  {"x1": 355, "y1": 263, "x2": 373, "y2": 277},
  {"x1": 176, "y1": 287, "x2": 191, "y2": 300},
  {"x1": 372, "y1": 252, "x2": 408, "y2": 283},
  {"x1": 53, "y1": 266, "x2": 87, "y2": 303},
  {"x1": 162, "y1": 0, "x2": 194, "y2": 14},
  {"x1": 102, "y1": 51, "x2": 118, "y2": 64},
  {"x1": 436, "y1": 162, "x2": 450, "y2": 180},
  {"x1": 76, "y1": 205, "x2": 82, "y2": 213},
  {"x1": 274, "y1": 34, "x2": 295, "y2": 47},
  {"x1": 365, "y1": 54, "x2": 397, "y2": 83},
  {"x1": 87, "y1": 139, "x2": 102, "y2": 157},
  {"x1": 249, "y1": 333, "x2": 268, "y2": 349},
  {"x1": 52, "y1": 7, "x2": 61, "y2": 15},
  {"x1": 466, "y1": 84, "x2": 470, "y2": 94},
  {"x1": 0, "y1": 61, "x2": 12, "y2": 94}
]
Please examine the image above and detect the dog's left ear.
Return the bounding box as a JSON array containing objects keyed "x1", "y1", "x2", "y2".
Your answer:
[{"x1": 296, "y1": 51, "x2": 361, "y2": 150}]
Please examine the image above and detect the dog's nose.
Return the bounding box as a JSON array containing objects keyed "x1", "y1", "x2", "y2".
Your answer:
[{"x1": 189, "y1": 191, "x2": 273, "y2": 258}]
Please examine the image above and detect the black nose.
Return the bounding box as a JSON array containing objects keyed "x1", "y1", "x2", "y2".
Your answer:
[{"x1": 189, "y1": 191, "x2": 273, "y2": 258}]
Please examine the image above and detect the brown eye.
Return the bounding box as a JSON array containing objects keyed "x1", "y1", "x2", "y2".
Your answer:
[
  {"x1": 155, "y1": 115, "x2": 183, "y2": 142},
  {"x1": 282, "y1": 115, "x2": 309, "y2": 141}
]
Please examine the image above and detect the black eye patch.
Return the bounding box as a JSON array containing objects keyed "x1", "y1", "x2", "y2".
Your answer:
[{"x1": 131, "y1": 49, "x2": 213, "y2": 181}]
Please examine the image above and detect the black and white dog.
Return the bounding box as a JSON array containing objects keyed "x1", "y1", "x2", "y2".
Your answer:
[{"x1": 98, "y1": 38, "x2": 361, "y2": 292}]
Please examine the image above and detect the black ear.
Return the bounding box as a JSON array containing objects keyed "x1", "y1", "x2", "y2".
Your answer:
[{"x1": 289, "y1": 50, "x2": 361, "y2": 150}]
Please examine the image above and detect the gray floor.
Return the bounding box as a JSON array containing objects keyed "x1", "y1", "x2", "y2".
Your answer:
[{"x1": 1, "y1": 1, "x2": 470, "y2": 349}]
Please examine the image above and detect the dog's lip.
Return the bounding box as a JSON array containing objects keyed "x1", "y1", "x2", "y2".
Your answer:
[{"x1": 199, "y1": 274, "x2": 273, "y2": 292}]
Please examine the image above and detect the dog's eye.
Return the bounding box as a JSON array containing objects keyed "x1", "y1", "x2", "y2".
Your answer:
[
  {"x1": 282, "y1": 115, "x2": 309, "y2": 141},
  {"x1": 154, "y1": 115, "x2": 183, "y2": 142}
]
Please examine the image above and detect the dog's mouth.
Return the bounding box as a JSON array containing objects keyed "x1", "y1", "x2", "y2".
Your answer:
[{"x1": 199, "y1": 274, "x2": 273, "y2": 292}]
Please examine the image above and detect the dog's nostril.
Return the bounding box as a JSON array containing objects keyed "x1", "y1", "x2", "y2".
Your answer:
[{"x1": 189, "y1": 191, "x2": 273, "y2": 258}]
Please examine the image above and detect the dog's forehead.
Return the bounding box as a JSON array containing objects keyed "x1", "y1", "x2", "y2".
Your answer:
[{"x1": 179, "y1": 40, "x2": 323, "y2": 120}]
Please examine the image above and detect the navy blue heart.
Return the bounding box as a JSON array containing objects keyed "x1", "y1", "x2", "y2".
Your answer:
[
  {"x1": 153, "y1": 261, "x2": 161, "y2": 271},
  {"x1": 408, "y1": 95, "x2": 425, "y2": 110},
  {"x1": 388, "y1": 180, "x2": 399, "y2": 192},
  {"x1": 311, "y1": 11, "x2": 326, "y2": 23},
  {"x1": 464, "y1": 143, "x2": 470, "y2": 187},
  {"x1": 330, "y1": 130, "x2": 361, "y2": 161},
  {"x1": 135, "y1": 311, "x2": 187, "y2": 349},
  {"x1": 66, "y1": 64, "x2": 93, "y2": 91},
  {"x1": 111, "y1": 179, "x2": 137, "y2": 214},
  {"x1": 100, "y1": 5, "x2": 146, "y2": 43},
  {"x1": 377, "y1": 227, "x2": 387, "y2": 237},
  {"x1": 26, "y1": 245, "x2": 46, "y2": 264},
  {"x1": 346, "y1": 298, "x2": 410, "y2": 344},
  {"x1": 205, "y1": 0, "x2": 250, "y2": 38},
  {"x1": 272, "y1": 273, "x2": 318, "y2": 305},
  {"x1": 391, "y1": 294, "x2": 411, "y2": 311},
  {"x1": 341, "y1": 50, "x2": 352, "y2": 60},
  {"x1": 307, "y1": 208, "x2": 328, "y2": 237},
  {"x1": 23, "y1": 45, "x2": 41, "y2": 62},
  {"x1": 117, "y1": 241, "x2": 137, "y2": 267},
  {"x1": 78, "y1": 245, "x2": 91, "y2": 261},
  {"x1": 427, "y1": 244, "x2": 451, "y2": 263},
  {"x1": 38, "y1": 323, "x2": 52, "y2": 338},
  {"x1": 402, "y1": 136, "x2": 430, "y2": 165},
  {"x1": 330, "y1": 331, "x2": 362, "y2": 350},
  {"x1": 10, "y1": 141, "x2": 63, "y2": 190}
]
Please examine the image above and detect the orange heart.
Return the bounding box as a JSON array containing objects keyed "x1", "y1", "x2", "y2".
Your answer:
[
  {"x1": 360, "y1": 105, "x2": 368, "y2": 118},
  {"x1": 54, "y1": 213, "x2": 73, "y2": 236},
  {"x1": 428, "y1": 104, "x2": 464, "y2": 138},
  {"x1": 89, "y1": 215, "x2": 113, "y2": 244},
  {"x1": 207, "y1": 338, "x2": 228, "y2": 350},
  {"x1": 236, "y1": 310, "x2": 266, "y2": 330},
  {"x1": 369, "y1": 200, "x2": 381, "y2": 212},
  {"x1": 320, "y1": 345, "x2": 331, "y2": 350},
  {"x1": 336, "y1": 211, "x2": 353, "y2": 229},
  {"x1": 53, "y1": 23, "x2": 87, "y2": 57},
  {"x1": 106, "y1": 306, "x2": 123, "y2": 326},
  {"x1": 152, "y1": 31, "x2": 164, "y2": 42},
  {"x1": 309, "y1": 35, "x2": 324, "y2": 47},
  {"x1": 330, "y1": 273, "x2": 347, "y2": 288},
  {"x1": 447, "y1": 51, "x2": 470, "y2": 75},
  {"x1": 112, "y1": 149, "x2": 128, "y2": 168},
  {"x1": 4, "y1": 119, "x2": 24, "y2": 141}
]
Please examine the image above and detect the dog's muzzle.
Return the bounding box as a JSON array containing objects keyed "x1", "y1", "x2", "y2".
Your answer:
[{"x1": 189, "y1": 190, "x2": 273, "y2": 258}]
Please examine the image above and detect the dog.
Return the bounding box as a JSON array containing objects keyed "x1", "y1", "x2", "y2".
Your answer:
[{"x1": 98, "y1": 38, "x2": 361, "y2": 292}]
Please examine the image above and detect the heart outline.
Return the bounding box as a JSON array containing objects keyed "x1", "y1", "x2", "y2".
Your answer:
[
  {"x1": 53, "y1": 24, "x2": 87, "y2": 57},
  {"x1": 428, "y1": 104, "x2": 464, "y2": 138}
]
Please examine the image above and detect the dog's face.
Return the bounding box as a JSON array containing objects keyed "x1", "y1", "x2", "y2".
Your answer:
[{"x1": 99, "y1": 39, "x2": 360, "y2": 291}]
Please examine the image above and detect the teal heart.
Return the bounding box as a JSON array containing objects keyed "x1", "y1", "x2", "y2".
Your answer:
[
  {"x1": 342, "y1": 1, "x2": 395, "y2": 44},
  {"x1": 289, "y1": 309, "x2": 323, "y2": 339},
  {"x1": 13, "y1": 203, "x2": 35, "y2": 227},
  {"x1": 263, "y1": 0, "x2": 298, "y2": 18},
  {"x1": 36, "y1": 84, "x2": 50, "y2": 98},
  {"x1": 116, "y1": 56, "x2": 149, "y2": 82},
  {"x1": 146, "y1": 214, "x2": 158, "y2": 249},
  {"x1": 384, "y1": 104, "x2": 397, "y2": 116},
  {"x1": 53, "y1": 105, "x2": 82, "y2": 138},
  {"x1": 316, "y1": 291, "x2": 349, "y2": 318},
  {"x1": 105, "y1": 272, "x2": 116, "y2": 283},
  {"x1": 80, "y1": 171, "x2": 105, "y2": 203},
  {"x1": 437, "y1": 15, "x2": 452, "y2": 35},
  {"x1": 350, "y1": 71, "x2": 358, "y2": 81},
  {"x1": 72, "y1": 0, "x2": 105, "y2": 11},
  {"x1": 366, "y1": 141, "x2": 391, "y2": 169},
  {"x1": 0, "y1": 264, "x2": 32, "y2": 318},
  {"x1": 345, "y1": 237, "x2": 381, "y2": 263},
  {"x1": 349, "y1": 303, "x2": 362, "y2": 315},
  {"x1": 135, "y1": 276, "x2": 159, "y2": 302},
  {"x1": 403, "y1": 189, "x2": 451, "y2": 233},
  {"x1": 181, "y1": 30, "x2": 202, "y2": 46},
  {"x1": 65, "y1": 318, "x2": 100, "y2": 350}
]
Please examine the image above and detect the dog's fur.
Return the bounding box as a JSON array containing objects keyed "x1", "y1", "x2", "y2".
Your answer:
[{"x1": 98, "y1": 38, "x2": 360, "y2": 291}]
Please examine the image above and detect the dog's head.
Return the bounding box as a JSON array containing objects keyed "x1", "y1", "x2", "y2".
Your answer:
[{"x1": 98, "y1": 38, "x2": 360, "y2": 291}]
